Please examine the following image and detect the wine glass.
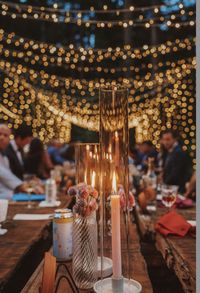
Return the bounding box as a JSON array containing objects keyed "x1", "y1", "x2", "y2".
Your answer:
[
  {"x1": 23, "y1": 174, "x2": 35, "y2": 209},
  {"x1": 0, "y1": 199, "x2": 8, "y2": 235},
  {"x1": 161, "y1": 185, "x2": 178, "y2": 212}
]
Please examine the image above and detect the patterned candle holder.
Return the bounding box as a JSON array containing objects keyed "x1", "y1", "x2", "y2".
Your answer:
[{"x1": 71, "y1": 143, "x2": 99, "y2": 289}]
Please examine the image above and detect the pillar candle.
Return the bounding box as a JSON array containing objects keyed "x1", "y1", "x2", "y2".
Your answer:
[{"x1": 111, "y1": 173, "x2": 122, "y2": 279}]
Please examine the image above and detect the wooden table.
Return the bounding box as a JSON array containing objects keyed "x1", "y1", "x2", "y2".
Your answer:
[
  {"x1": 135, "y1": 204, "x2": 196, "y2": 293},
  {"x1": 0, "y1": 196, "x2": 70, "y2": 293},
  {"x1": 22, "y1": 217, "x2": 153, "y2": 293}
]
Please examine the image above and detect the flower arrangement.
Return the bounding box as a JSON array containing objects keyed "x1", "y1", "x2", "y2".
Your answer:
[
  {"x1": 68, "y1": 183, "x2": 98, "y2": 217},
  {"x1": 118, "y1": 186, "x2": 135, "y2": 211}
]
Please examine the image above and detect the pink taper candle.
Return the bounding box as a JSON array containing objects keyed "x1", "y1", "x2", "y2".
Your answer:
[{"x1": 111, "y1": 172, "x2": 122, "y2": 279}]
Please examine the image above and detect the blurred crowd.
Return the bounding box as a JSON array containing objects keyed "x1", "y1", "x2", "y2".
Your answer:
[
  {"x1": 0, "y1": 123, "x2": 75, "y2": 199},
  {"x1": 0, "y1": 123, "x2": 196, "y2": 201},
  {"x1": 129, "y1": 129, "x2": 195, "y2": 200}
]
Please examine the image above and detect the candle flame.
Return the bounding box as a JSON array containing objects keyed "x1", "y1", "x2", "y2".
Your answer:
[
  {"x1": 112, "y1": 171, "x2": 117, "y2": 193},
  {"x1": 91, "y1": 171, "x2": 96, "y2": 188},
  {"x1": 108, "y1": 143, "x2": 112, "y2": 153},
  {"x1": 115, "y1": 131, "x2": 119, "y2": 139},
  {"x1": 84, "y1": 171, "x2": 87, "y2": 184}
]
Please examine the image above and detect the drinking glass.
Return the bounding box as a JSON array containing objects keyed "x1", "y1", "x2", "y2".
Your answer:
[
  {"x1": 23, "y1": 174, "x2": 35, "y2": 209},
  {"x1": 51, "y1": 169, "x2": 62, "y2": 187},
  {"x1": 161, "y1": 185, "x2": 178, "y2": 212},
  {"x1": 0, "y1": 199, "x2": 8, "y2": 235}
]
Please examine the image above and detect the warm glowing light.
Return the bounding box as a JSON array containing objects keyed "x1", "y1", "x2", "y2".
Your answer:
[
  {"x1": 115, "y1": 131, "x2": 119, "y2": 140},
  {"x1": 91, "y1": 171, "x2": 96, "y2": 188},
  {"x1": 112, "y1": 172, "x2": 117, "y2": 193}
]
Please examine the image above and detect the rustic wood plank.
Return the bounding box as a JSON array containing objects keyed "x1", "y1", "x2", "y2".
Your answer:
[
  {"x1": 135, "y1": 204, "x2": 196, "y2": 293},
  {"x1": 156, "y1": 234, "x2": 196, "y2": 293},
  {"x1": 0, "y1": 195, "x2": 70, "y2": 293},
  {"x1": 22, "y1": 222, "x2": 153, "y2": 293}
]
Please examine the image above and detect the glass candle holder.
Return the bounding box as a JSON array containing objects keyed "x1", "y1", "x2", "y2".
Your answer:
[
  {"x1": 75, "y1": 143, "x2": 100, "y2": 189},
  {"x1": 97, "y1": 85, "x2": 134, "y2": 291}
]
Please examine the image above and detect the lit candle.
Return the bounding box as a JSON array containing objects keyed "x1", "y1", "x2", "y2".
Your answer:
[
  {"x1": 91, "y1": 170, "x2": 96, "y2": 188},
  {"x1": 84, "y1": 171, "x2": 87, "y2": 185},
  {"x1": 111, "y1": 172, "x2": 122, "y2": 279},
  {"x1": 115, "y1": 131, "x2": 120, "y2": 168}
]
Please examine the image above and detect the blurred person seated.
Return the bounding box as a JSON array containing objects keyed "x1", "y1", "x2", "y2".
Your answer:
[
  {"x1": 60, "y1": 144, "x2": 75, "y2": 163},
  {"x1": 47, "y1": 139, "x2": 65, "y2": 165},
  {"x1": 138, "y1": 186, "x2": 156, "y2": 212},
  {"x1": 129, "y1": 147, "x2": 143, "y2": 166},
  {"x1": 24, "y1": 138, "x2": 53, "y2": 180},
  {"x1": 156, "y1": 138, "x2": 168, "y2": 181},
  {"x1": 5, "y1": 123, "x2": 33, "y2": 180},
  {"x1": 140, "y1": 140, "x2": 158, "y2": 171},
  {"x1": 185, "y1": 171, "x2": 196, "y2": 199},
  {"x1": 0, "y1": 124, "x2": 30, "y2": 199},
  {"x1": 161, "y1": 130, "x2": 193, "y2": 193}
]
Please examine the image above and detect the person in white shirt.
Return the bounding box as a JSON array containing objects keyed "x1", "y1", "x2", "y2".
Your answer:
[{"x1": 0, "y1": 124, "x2": 24, "y2": 199}]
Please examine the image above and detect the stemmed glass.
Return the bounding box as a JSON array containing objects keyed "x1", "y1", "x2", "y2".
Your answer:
[
  {"x1": 0, "y1": 199, "x2": 8, "y2": 235},
  {"x1": 161, "y1": 185, "x2": 178, "y2": 212},
  {"x1": 23, "y1": 174, "x2": 35, "y2": 209}
]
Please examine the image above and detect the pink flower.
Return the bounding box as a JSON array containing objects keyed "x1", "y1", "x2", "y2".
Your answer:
[
  {"x1": 91, "y1": 188, "x2": 98, "y2": 199},
  {"x1": 68, "y1": 186, "x2": 78, "y2": 196},
  {"x1": 70, "y1": 182, "x2": 98, "y2": 217},
  {"x1": 129, "y1": 192, "x2": 135, "y2": 208},
  {"x1": 79, "y1": 188, "x2": 89, "y2": 199}
]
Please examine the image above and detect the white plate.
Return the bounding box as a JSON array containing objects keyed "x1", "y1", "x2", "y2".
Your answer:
[
  {"x1": 38, "y1": 200, "x2": 61, "y2": 208},
  {"x1": 94, "y1": 277, "x2": 142, "y2": 293},
  {"x1": 97, "y1": 256, "x2": 113, "y2": 278},
  {"x1": 146, "y1": 205, "x2": 156, "y2": 212},
  {"x1": 13, "y1": 214, "x2": 52, "y2": 220},
  {"x1": 187, "y1": 220, "x2": 196, "y2": 227}
]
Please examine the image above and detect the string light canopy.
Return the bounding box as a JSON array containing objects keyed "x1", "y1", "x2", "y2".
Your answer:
[
  {"x1": 0, "y1": 55, "x2": 196, "y2": 162},
  {"x1": 0, "y1": 0, "x2": 196, "y2": 165},
  {"x1": 0, "y1": 1, "x2": 195, "y2": 29}
]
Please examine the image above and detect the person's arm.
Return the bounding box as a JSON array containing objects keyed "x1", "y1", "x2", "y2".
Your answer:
[
  {"x1": 0, "y1": 164, "x2": 22, "y2": 190},
  {"x1": 52, "y1": 150, "x2": 65, "y2": 165},
  {"x1": 43, "y1": 151, "x2": 54, "y2": 170},
  {"x1": 185, "y1": 172, "x2": 196, "y2": 198}
]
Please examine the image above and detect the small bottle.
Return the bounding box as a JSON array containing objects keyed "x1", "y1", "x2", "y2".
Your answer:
[
  {"x1": 45, "y1": 171, "x2": 57, "y2": 203},
  {"x1": 146, "y1": 157, "x2": 157, "y2": 189}
]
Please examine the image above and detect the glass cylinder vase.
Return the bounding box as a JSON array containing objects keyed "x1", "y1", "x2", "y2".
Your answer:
[
  {"x1": 72, "y1": 211, "x2": 97, "y2": 289},
  {"x1": 75, "y1": 143, "x2": 100, "y2": 188},
  {"x1": 99, "y1": 85, "x2": 130, "y2": 282}
]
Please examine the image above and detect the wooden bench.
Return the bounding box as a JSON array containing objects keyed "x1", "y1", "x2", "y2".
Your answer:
[{"x1": 135, "y1": 205, "x2": 196, "y2": 293}]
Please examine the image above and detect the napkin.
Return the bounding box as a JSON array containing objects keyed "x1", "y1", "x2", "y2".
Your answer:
[
  {"x1": 155, "y1": 211, "x2": 195, "y2": 237},
  {"x1": 12, "y1": 194, "x2": 45, "y2": 202},
  {"x1": 175, "y1": 196, "x2": 194, "y2": 209},
  {"x1": 187, "y1": 220, "x2": 196, "y2": 227},
  {"x1": 13, "y1": 214, "x2": 52, "y2": 220}
]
